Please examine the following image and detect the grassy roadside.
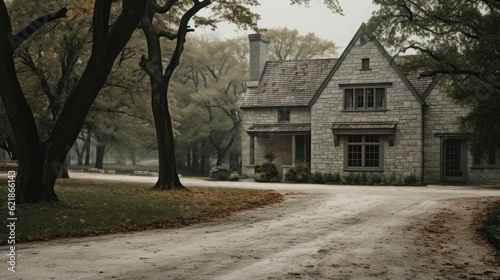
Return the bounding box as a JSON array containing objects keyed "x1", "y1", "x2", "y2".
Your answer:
[{"x1": 0, "y1": 179, "x2": 282, "y2": 244}]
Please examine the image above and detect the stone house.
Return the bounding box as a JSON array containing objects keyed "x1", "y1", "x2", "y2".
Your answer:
[{"x1": 240, "y1": 27, "x2": 500, "y2": 184}]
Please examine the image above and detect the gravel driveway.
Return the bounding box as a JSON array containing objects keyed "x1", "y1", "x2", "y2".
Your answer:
[{"x1": 2, "y1": 172, "x2": 500, "y2": 279}]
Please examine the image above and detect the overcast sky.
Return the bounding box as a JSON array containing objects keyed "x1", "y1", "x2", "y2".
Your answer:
[{"x1": 195, "y1": 0, "x2": 379, "y2": 51}]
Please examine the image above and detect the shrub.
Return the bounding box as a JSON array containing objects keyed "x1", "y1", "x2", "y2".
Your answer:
[
  {"x1": 229, "y1": 172, "x2": 240, "y2": 181},
  {"x1": 386, "y1": 172, "x2": 398, "y2": 185},
  {"x1": 369, "y1": 173, "x2": 383, "y2": 185},
  {"x1": 403, "y1": 173, "x2": 420, "y2": 186},
  {"x1": 359, "y1": 172, "x2": 369, "y2": 184},
  {"x1": 323, "y1": 172, "x2": 334, "y2": 183},
  {"x1": 264, "y1": 151, "x2": 276, "y2": 163},
  {"x1": 311, "y1": 172, "x2": 324, "y2": 184},
  {"x1": 343, "y1": 172, "x2": 360, "y2": 185},
  {"x1": 254, "y1": 162, "x2": 279, "y2": 182},
  {"x1": 209, "y1": 165, "x2": 230, "y2": 181},
  {"x1": 285, "y1": 162, "x2": 311, "y2": 183}
]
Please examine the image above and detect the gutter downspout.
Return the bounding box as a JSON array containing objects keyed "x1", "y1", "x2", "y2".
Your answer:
[{"x1": 421, "y1": 104, "x2": 427, "y2": 185}]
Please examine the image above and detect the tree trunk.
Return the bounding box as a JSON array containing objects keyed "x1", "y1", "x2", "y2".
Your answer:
[
  {"x1": 209, "y1": 133, "x2": 237, "y2": 167},
  {"x1": 77, "y1": 152, "x2": 83, "y2": 165},
  {"x1": 200, "y1": 140, "x2": 207, "y2": 175},
  {"x1": 6, "y1": 137, "x2": 17, "y2": 160},
  {"x1": 151, "y1": 91, "x2": 184, "y2": 189},
  {"x1": 0, "y1": 0, "x2": 147, "y2": 203},
  {"x1": 84, "y1": 127, "x2": 91, "y2": 166},
  {"x1": 150, "y1": 82, "x2": 184, "y2": 190},
  {"x1": 186, "y1": 146, "x2": 191, "y2": 171},
  {"x1": 58, "y1": 159, "x2": 70, "y2": 179},
  {"x1": 191, "y1": 142, "x2": 199, "y2": 174},
  {"x1": 140, "y1": 0, "x2": 210, "y2": 190},
  {"x1": 95, "y1": 145, "x2": 105, "y2": 169}
]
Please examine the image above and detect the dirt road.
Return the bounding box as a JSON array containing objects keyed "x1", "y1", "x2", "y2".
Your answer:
[{"x1": 2, "y1": 174, "x2": 500, "y2": 279}]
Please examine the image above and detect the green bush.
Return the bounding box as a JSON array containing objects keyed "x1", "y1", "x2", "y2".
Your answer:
[
  {"x1": 343, "y1": 172, "x2": 360, "y2": 185},
  {"x1": 369, "y1": 173, "x2": 383, "y2": 185},
  {"x1": 209, "y1": 165, "x2": 230, "y2": 181},
  {"x1": 264, "y1": 151, "x2": 276, "y2": 163},
  {"x1": 403, "y1": 173, "x2": 420, "y2": 186},
  {"x1": 285, "y1": 162, "x2": 311, "y2": 183},
  {"x1": 254, "y1": 162, "x2": 279, "y2": 182},
  {"x1": 360, "y1": 172, "x2": 369, "y2": 184},
  {"x1": 311, "y1": 172, "x2": 324, "y2": 184},
  {"x1": 323, "y1": 172, "x2": 334, "y2": 183},
  {"x1": 229, "y1": 172, "x2": 240, "y2": 181}
]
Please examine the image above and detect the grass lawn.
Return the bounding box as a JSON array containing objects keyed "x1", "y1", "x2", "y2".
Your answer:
[
  {"x1": 69, "y1": 164, "x2": 160, "y2": 173},
  {"x1": 0, "y1": 179, "x2": 282, "y2": 244}
]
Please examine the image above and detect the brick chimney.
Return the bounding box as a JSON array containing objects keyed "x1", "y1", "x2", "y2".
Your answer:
[{"x1": 248, "y1": 34, "x2": 270, "y2": 88}]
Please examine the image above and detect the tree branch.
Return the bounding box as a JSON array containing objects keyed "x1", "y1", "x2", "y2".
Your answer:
[
  {"x1": 149, "y1": 0, "x2": 178, "y2": 14},
  {"x1": 8, "y1": 8, "x2": 67, "y2": 50},
  {"x1": 163, "y1": 0, "x2": 211, "y2": 79},
  {"x1": 157, "y1": 30, "x2": 178, "y2": 40}
]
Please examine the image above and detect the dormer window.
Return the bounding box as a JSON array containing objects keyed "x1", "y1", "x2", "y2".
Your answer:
[
  {"x1": 278, "y1": 108, "x2": 290, "y2": 123},
  {"x1": 361, "y1": 58, "x2": 370, "y2": 70}
]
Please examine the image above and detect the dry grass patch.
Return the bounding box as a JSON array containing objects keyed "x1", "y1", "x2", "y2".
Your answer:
[{"x1": 0, "y1": 178, "x2": 282, "y2": 244}]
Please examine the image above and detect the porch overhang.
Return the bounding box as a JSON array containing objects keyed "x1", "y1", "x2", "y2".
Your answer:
[
  {"x1": 247, "y1": 123, "x2": 311, "y2": 136},
  {"x1": 331, "y1": 122, "x2": 397, "y2": 146}
]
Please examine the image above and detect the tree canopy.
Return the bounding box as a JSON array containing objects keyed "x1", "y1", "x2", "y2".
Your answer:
[
  {"x1": 367, "y1": 0, "x2": 500, "y2": 154},
  {"x1": 264, "y1": 27, "x2": 338, "y2": 60},
  {"x1": 0, "y1": 0, "x2": 342, "y2": 202}
]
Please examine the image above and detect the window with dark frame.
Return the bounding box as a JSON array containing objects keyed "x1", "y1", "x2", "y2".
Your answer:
[
  {"x1": 488, "y1": 152, "x2": 497, "y2": 165},
  {"x1": 278, "y1": 108, "x2": 290, "y2": 123},
  {"x1": 344, "y1": 87, "x2": 386, "y2": 110},
  {"x1": 472, "y1": 151, "x2": 499, "y2": 168},
  {"x1": 362, "y1": 58, "x2": 370, "y2": 69},
  {"x1": 346, "y1": 135, "x2": 381, "y2": 170}
]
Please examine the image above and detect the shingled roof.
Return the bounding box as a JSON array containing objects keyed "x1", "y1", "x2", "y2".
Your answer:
[
  {"x1": 240, "y1": 59, "x2": 338, "y2": 108},
  {"x1": 396, "y1": 56, "x2": 436, "y2": 96}
]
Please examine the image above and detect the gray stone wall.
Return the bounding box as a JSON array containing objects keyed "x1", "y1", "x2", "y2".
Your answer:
[
  {"x1": 424, "y1": 85, "x2": 500, "y2": 184},
  {"x1": 311, "y1": 36, "x2": 423, "y2": 180},
  {"x1": 241, "y1": 107, "x2": 311, "y2": 177},
  {"x1": 423, "y1": 87, "x2": 465, "y2": 183}
]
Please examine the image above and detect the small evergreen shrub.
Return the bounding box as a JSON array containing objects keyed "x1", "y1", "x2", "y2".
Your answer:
[
  {"x1": 360, "y1": 172, "x2": 369, "y2": 184},
  {"x1": 403, "y1": 173, "x2": 420, "y2": 186},
  {"x1": 209, "y1": 165, "x2": 230, "y2": 181},
  {"x1": 369, "y1": 173, "x2": 383, "y2": 185},
  {"x1": 323, "y1": 172, "x2": 334, "y2": 183},
  {"x1": 254, "y1": 162, "x2": 279, "y2": 182},
  {"x1": 264, "y1": 151, "x2": 276, "y2": 163},
  {"x1": 386, "y1": 172, "x2": 398, "y2": 185},
  {"x1": 344, "y1": 172, "x2": 359, "y2": 184},
  {"x1": 311, "y1": 172, "x2": 324, "y2": 184},
  {"x1": 285, "y1": 162, "x2": 311, "y2": 183},
  {"x1": 229, "y1": 172, "x2": 240, "y2": 181},
  {"x1": 254, "y1": 172, "x2": 266, "y2": 182}
]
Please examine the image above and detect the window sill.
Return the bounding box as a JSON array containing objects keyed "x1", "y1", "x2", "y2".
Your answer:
[
  {"x1": 344, "y1": 168, "x2": 384, "y2": 172},
  {"x1": 359, "y1": 68, "x2": 372, "y2": 71},
  {"x1": 471, "y1": 166, "x2": 500, "y2": 170},
  {"x1": 342, "y1": 109, "x2": 388, "y2": 112}
]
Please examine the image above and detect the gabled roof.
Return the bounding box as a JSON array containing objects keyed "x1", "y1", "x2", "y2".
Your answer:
[
  {"x1": 396, "y1": 56, "x2": 438, "y2": 97},
  {"x1": 241, "y1": 24, "x2": 440, "y2": 110},
  {"x1": 310, "y1": 24, "x2": 427, "y2": 107},
  {"x1": 240, "y1": 59, "x2": 338, "y2": 108}
]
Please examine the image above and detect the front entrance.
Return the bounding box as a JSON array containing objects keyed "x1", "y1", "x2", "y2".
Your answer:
[
  {"x1": 442, "y1": 138, "x2": 467, "y2": 182},
  {"x1": 295, "y1": 135, "x2": 311, "y2": 165}
]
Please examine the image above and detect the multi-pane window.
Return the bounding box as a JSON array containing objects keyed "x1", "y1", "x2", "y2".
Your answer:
[
  {"x1": 346, "y1": 135, "x2": 382, "y2": 170},
  {"x1": 473, "y1": 151, "x2": 499, "y2": 168},
  {"x1": 345, "y1": 87, "x2": 386, "y2": 110},
  {"x1": 278, "y1": 108, "x2": 290, "y2": 123}
]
